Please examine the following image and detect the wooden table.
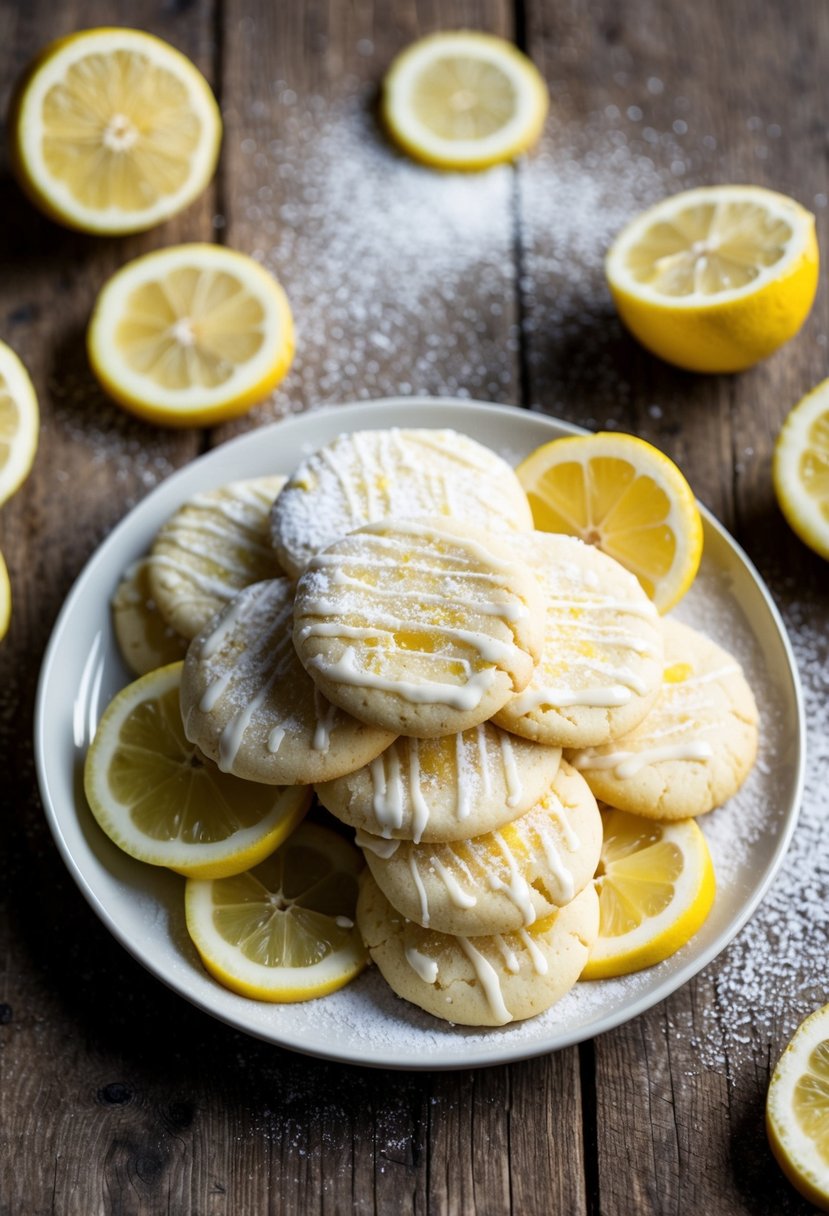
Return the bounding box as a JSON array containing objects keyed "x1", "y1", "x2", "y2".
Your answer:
[{"x1": 1, "y1": 1, "x2": 827, "y2": 1212}]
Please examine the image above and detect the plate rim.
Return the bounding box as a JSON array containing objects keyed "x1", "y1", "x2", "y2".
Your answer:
[{"x1": 34, "y1": 396, "x2": 806, "y2": 1070}]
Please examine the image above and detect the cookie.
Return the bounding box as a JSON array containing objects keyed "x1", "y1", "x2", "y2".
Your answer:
[
  {"x1": 493, "y1": 533, "x2": 663, "y2": 748},
  {"x1": 112, "y1": 558, "x2": 189, "y2": 676},
  {"x1": 270, "y1": 428, "x2": 534, "y2": 578},
  {"x1": 569, "y1": 617, "x2": 759, "y2": 818},
  {"x1": 356, "y1": 874, "x2": 599, "y2": 1026},
  {"x1": 359, "y1": 761, "x2": 602, "y2": 936},
  {"x1": 293, "y1": 516, "x2": 546, "y2": 738},
  {"x1": 180, "y1": 578, "x2": 396, "y2": 785},
  {"x1": 149, "y1": 475, "x2": 285, "y2": 640},
  {"x1": 315, "y1": 723, "x2": 561, "y2": 844}
]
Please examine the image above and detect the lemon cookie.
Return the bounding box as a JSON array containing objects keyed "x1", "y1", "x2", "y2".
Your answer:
[
  {"x1": 493, "y1": 533, "x2": 663, "y2": 748},
  {"x1": 293, "y1": 516, "x2": 545, "y2": 738},
  {"x1": 315, "y1": 724, "x2": 561, "y2": 844},
  {"x1": 569, "y1": 618, "x2": 759, "y2": 819},
  {"x1": 270, "y1": 428, "x2": 534, "y2": 578},
  {"x1": 360, "y1": 761, "x2": 602, "y2": 936},
  {"x1": 112, "y1": 558, "x2": 189, "y2": 676},
  {"x1": 356, "y1": 873, "x2": 599, "y2": 1026},
  {"x1": 181, "y1": 578, "x2": 396, "y2": 785},
  {"x1": 149, "y1": 475, "x2": 285, "y2": 640}
]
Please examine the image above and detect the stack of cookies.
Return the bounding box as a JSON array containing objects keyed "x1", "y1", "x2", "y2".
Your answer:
[{"x1": 114, "y1": 426, "x2": 759, "y2": 1028}]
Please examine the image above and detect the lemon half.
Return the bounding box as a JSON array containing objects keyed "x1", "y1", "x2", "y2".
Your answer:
[
  {"x1": 10, "y1": 27, "x2": 221, "y2": 234},
  {"x1": 84, "y1": 662, "x2": 310, "y2": 878},
  {"x1": 606, "y1": 185, "x2": 819, "y2": 373},
  {"x1": 185, "y1": 822, "x2": 368, "y2": 1002},
  {"x1": 774, "y1": 378, "x2": 829, "y2": 561},
  {"x1": 0, "y1": 340, "x2": 39, "y2": 508},
  {"x1": 87, "y1": 244, "x2": 294, "y2": 427},
  {"x1": 581, "y1": 807, "x2": 715, "y2": 980},
  {"x1": 767, "y1": 1002, "x2": 829, "y2": 1211},
  {"x1": 517, "y1": 431, "x2": 703, "y2": 612},
  {"x1": 382, "y1": 31, "x2": 548, "y2": 170}
]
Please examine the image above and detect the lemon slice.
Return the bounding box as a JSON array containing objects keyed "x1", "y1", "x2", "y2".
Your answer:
[
  {"x1": 10, "y1": 28, "x2": 221, "y2": 235},
  {"x1": 0, "y1": 340, "x2": 39, "y2": 507},
  {"x1": 606, "y1": 185, "x2": 819, "y2": 373},
  {"x1": 581, "y1": 807, "x2": 715, "y2": 980},
  {"x1": 382, "y1": 31, "x2": 548, "y2": 170},
  {"x1": 517, "y1": 431, "x2": 703, "y2": 612},
  {"x1": 87, "y1": 244, "x2": 294, "y2": 427},
  {"x1": 84, "y1": 662, "x2": 310, "y2": 878},
  {"x1": 185, "y1": 822, "x2": 368, "y2": 1002},
  {"x1": 0, "y1": 551, "x2": 10, "y2": 643},
  {"x1": 774, "y1": 378, "x2": 829, "y2": 561},
  {"x1": 767, "y1": 1003, "x2": 829, "y2": 1210}
]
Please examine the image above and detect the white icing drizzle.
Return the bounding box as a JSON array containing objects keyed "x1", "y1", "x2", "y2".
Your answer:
[
  {"x1": 455, "y1": 731, "x2": 473, "y2": 820},
  {"x1": 488, "y1": 832, "x2": 536, "y2": 926},
  {"x1": 405, "y1": 946, "x2": 439, "y2": 985},
  {"x1": 498, "y1": 731, "x2": 522, "y2": 806},
  {"x1": 409, "y1": 855, "x2": 430, "y2": 927},
  {"x1": 457, "y1": 938, "x2": 512, "y2": 1024},
  {"x1": 369, "y1": 747, "x2": 405, "y2": 833},
  {"x1": 408, "y1": 739, "x2": 430, "y2": 844},
  {"x1": 665, "y1": 664, "x2": 740, "y2": 688},
  {"x1": 517, "y1": 928, "x2": 549, "y2": 976},
  {"x1": 311, "y1": 687, "x2": 338, "y2": 753},
  {"x1": 355, "y1": 829, "x2": 400, "y2": 859},
  {"x1": 534, "y1": 823, "x2": 575, "y2": 904},
  {"x1": 267, "y1": 725, "x2": 286, "y2": 755},
  {"x1": 429, "y1": 856, "x2": 477, "y2": 908},
  {"x1": 510, "y1": 682, "x2": 633, "y2": 712},
  {"x1": 308, "y1": 646, "x2": 497, "y2": 710},
  {"x1": 492, "y1": 935, "x2": 520, "y2": 974},
  {"x1": 476, "y1": 724, "x2": 492, "y2": 797},
  {"x1": 572, "y1": 739, "x2": 715, "y2": 778}
]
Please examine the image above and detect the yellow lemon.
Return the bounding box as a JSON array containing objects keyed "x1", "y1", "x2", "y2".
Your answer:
[
  {"x1": 87, "y1": 244, "x2": 294, "y2": 427},
  {"x1": 185, "y1": 822, "x2": 368, "y2": 1002},
  {"x1": 581, "y1": 807, "x2": 715, "y2": 980},
  {"x1": 517, "y1": 431, "x2": 703, "y2": 612},
  {"x1": 767, "y1": 1003, "x2": 829, "y2": 1211},
  {"x1": 382, "y1": 31, "x2": 548, "y2": 170},
  {"x1": 774, "y1": 378, "x2": 829, "y2": 561},
  {"x1": 0, "y1": 340, "x2": 39, "y2": 507},
  {"x1": 605, "y1": 185, "x2": 818, "y2": 372},
  {"x1": 0, "y1": 551, "x2": 10, "y2": 642},
  {"x1": 83, "y1": 662, "x2": 310, "y2": 878},
  {"x1": 10, "y1": 27, "x2": 221, "y2": 235}
]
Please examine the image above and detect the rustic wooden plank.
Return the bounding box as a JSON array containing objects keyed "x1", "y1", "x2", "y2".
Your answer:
[
  {"x1": 521, "y1": 1, "x2": 828, "y2": 1213},
  {"x1": 0, "y1": 2, "x2": 220, "y2": 1213},
  {"x1": 213, "y1": 0, "x2": 522, "y2": 444}
]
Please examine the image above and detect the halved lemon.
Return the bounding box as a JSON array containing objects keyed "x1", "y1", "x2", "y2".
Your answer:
[
  {"x1": 517, "y1": 431, "x2": 703, "y2": 612},
  {"x1": 606, "y1": 185, "x2": 819, "y2": 372},
  {"x1": 774, "y1": 379, "x2": 829, "y2": 561},
  {"x1": 87, "y1": 244, "x2": 294, "y2": 427},
  {"x1": 581, "y1": 807, "x2": 715, "y2": 980},
  {"x1": 10, "y1": 27, "x2": 221, "y2": 235},
  {"x1": 382, "y1": 31, "x2": 548, "y2": 170},
  {"x1": 185, "y1": 822, "x2": 368, "y2": 1002},
  {"x1": 0, "y1": 340, "x2": 39, "y2": 507},
  {"x1": 767, "y1": 1003, "x2": 829, "y2": 1211},
  {"x1": 0, "y1": 551, "x2": 10, "y2": 642},
  {"x1": 83, "y1": 662, "x2": 310, "y2": 878}
]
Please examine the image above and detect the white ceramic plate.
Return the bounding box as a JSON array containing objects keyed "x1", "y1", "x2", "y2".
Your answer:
[{"x1": 35, "y1": 399, "x2": 804, "y2": 1070}]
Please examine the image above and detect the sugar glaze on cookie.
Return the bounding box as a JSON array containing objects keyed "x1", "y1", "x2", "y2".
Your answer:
[{"x1": 293, "y1": 517, "x2": 545, "y2": 737}]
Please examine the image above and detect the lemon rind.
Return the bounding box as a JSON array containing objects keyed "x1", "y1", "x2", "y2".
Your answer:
[
  {"x1": 382, "y1": 31, "x2": 548, "y2": 170},
  {"x1": 11, "y1": 27, "x2": 222, "y2": 235},
  {"x1": 86, "y1": 244, "x2": 295, "y2": 426},
  {"x1": 605, "y1": 185, "x2": 817, "y2": 308},
  {"x1": 766, "y1": 1004, "x2": 829, "y2": 1209},
  {"x1": 0, "y1": 340, "x2": 39, "y2": 506},
  {"x1": 773, "y1": 379, "x2": 829, "y2": 561},
  {"x1": 581, "y1": 817, "x2": 716, "y2": 980}
]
